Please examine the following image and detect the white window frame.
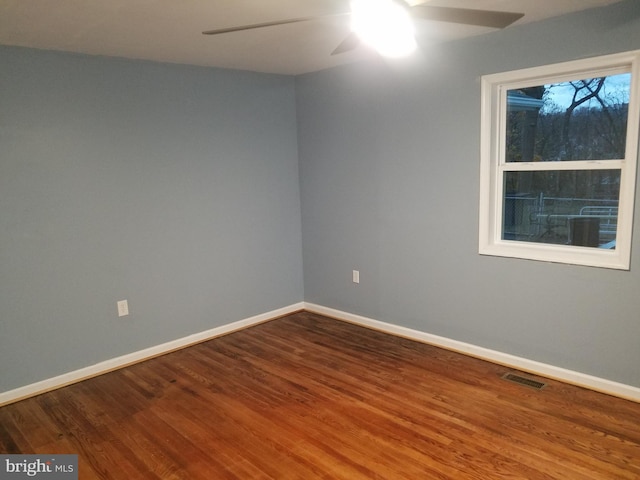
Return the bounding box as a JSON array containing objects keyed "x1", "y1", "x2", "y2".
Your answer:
[{"x1": 479, "y1": 50, "x2": 640, "y2": 270}]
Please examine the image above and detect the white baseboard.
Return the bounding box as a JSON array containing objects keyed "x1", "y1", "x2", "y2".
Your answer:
[
  {"x1": 304, "y1": 302, "x2": 640, "y2": 403},
  {"x1": 4, "y1": 301, "x2": 638, "y2": 406},
  {"x1": 0, "y1": 302, "x2": 305, "y2": 407}
]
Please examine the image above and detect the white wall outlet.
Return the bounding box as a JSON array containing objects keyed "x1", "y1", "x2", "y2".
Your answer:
[
  {"x1": 352, "y1": 270, "x2": 360, "y2": 284},
  {"x1": 117, "y1": 299, "x2": 129, "y2": 317}
]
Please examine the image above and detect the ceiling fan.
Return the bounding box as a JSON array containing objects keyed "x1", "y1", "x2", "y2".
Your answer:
[{"x1": 202, "y1": 2, "x2": 524, "y2": 57}]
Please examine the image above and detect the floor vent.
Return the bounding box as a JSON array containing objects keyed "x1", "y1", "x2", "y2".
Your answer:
[{"x1": 502, "y1": 372, "x2": 547, "y2": 390}]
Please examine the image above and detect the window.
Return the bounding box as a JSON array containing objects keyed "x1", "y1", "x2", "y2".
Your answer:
[{"x1": 479, "y1": 51, "x2": 640, "y2": 269}]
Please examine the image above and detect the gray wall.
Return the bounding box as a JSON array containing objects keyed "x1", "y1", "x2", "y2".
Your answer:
[
  {"x1": 297, "y1": 0, "x2": 640, "y2": 387},
  {"x1": 0, "y1": 47, "x2": 303, "y2": 392}
]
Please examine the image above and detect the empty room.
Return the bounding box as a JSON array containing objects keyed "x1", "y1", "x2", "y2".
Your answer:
[{"x1": 1, "y1": 0, "x2": 639, "y2": 478}]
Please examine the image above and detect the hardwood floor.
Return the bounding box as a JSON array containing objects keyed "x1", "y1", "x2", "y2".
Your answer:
[{"x1": 1, "y1": 311, "x2": 639, "y2": 479}]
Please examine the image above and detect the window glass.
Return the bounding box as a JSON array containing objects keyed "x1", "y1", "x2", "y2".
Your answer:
[
  {"x1": 502, "y1": 169, "x2": 620, "y2": 247},
  {"x1": 506, "y1": 73, "x2": 630, "y2": 162}
]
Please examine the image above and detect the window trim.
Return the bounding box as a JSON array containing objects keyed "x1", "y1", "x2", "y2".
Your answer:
[{"x1": 479, "y1": 50, "x2": 640, "y2": 270}]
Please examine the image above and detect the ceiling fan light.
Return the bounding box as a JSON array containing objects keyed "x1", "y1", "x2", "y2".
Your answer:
[
  {"x1": 351, "y1": 0, "x2": 416, "y2": 57},
  {"x1": 376, "y1": 32, "x2": 416, "y2": 57}
]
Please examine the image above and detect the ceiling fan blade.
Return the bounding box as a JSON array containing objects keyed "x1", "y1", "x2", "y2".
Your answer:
[
  {"x1": 409, "y1": 5, "x2": 524, "y2": 29},
  {"x1": 202, "y1": 13, "x2": 347, "y2": 36},
  {"x1": 203, "y1": 17, "x2": 319, "y2": 35},
  {"x1": 331, "y1": 32, "x2": 361, "y2": 55}
]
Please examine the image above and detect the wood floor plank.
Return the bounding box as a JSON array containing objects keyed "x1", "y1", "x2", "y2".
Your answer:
[{"x1": 1, "y1": 311, "x2": 639, "y2": 479}]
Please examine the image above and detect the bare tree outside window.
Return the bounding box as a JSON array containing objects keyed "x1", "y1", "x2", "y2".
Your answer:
[{"x1": 507, "y1": 73, "x2": 630, "y2": 164}]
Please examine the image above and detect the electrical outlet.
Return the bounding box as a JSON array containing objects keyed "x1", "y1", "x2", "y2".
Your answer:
[
  {"x1": 352, "y1": 270, "x2": 360, "y2": 284},
  {"x1": 117, "y1": 300, "x2": 129, "y2": 317}
]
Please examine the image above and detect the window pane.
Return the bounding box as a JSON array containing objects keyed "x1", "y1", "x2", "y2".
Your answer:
[
  {"x1": 506, "y1": 73, "x2": 630, "y2": 162},
  {"x1": 502, "y1": 170, "x2": 620, "y2": 248}
]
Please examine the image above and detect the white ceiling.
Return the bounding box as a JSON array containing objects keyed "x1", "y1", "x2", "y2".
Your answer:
[{"x1": 0, "y1": 0, "x2": 624, "y2": 75}]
